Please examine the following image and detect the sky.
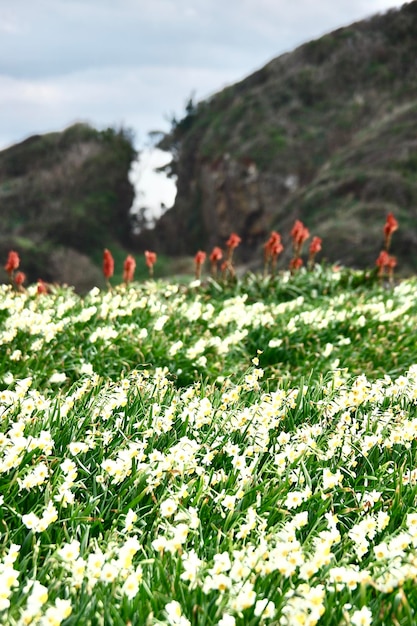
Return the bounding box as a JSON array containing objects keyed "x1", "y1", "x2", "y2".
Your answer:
[{"x1": 0, "y1": 0, "x2": 407, "y2": 216}]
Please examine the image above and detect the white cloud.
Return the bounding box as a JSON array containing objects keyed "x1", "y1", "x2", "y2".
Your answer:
[{"x1": 0, "y1": 62, "x2": 240, "y2": 148}]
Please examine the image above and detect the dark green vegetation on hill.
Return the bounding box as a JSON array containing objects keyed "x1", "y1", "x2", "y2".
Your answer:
[
  {"x1": 145, "y1": 0, "x2": 417, "y2": 273},
  {"x1": 0, "y1": 124, "x2": 136, "y2": 291}
]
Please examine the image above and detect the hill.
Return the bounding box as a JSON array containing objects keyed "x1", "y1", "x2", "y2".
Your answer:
[
  {"x1": 0, "y1": 123, "x2": 136, "y2": 291},
  {"x1": 143, "y1": 0, "x2": 417, "y2": 273}
]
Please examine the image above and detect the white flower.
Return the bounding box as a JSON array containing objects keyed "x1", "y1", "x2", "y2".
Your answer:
[
  {"x1": 10, "y1": 350, "x2": 22, "y2": 361},
  {"x1": 160, "y1": 498, "x2": 178, "y2": 517},
  {"x1": 58, "y1": 540, "x2": 80, "y2": 563},
  {"x1": 323, "y1": 468, "x2": 343, "y2": 490},
  {"x1": 22, "y1": 513, "x2": 40, "y2": 530},
  {"x1": 124, "y1": 509, "x2": 138, "y2": 532},
  {"x1": 323, "y1": 343, "x2": 334, "y2": 357},
  {"x1": 350, "y1": 606, "x2": 372, "y2": 626},
  {"x1": 218, "y1": 615, "x2": 236, "y2": 626},
  {"x1": 43, "y1": 598, "x2": 72, "y2": 623},
  {"x1": 154, "y1": 315, "x2": 169, "y2": 331},
  {"x1": 284, "y1": 491, "x2": 303, "y2": 509},
  {"x1": 122, "y1": 571, "x2": 142, "y2": 599},
  {"x1": 80, "y1": 362, "x2": 94, "y2": 376},
  {"x1": 49, "y1": 372, "x2": 67, "y2": 384},
  {"x1": 152, "y1": 536, "x2": 168, "y2": 553},
  {"x1": 26, "y1": 580, "x2": 48, "y2": 609},
  {"x1": 100, "y1": 562, "x2": 118, "y2": 583},
  {"x1": 165, "y1": 600, "x2": 191, "y2": 626},
  {"x1": 254, "y1": 598, "x2": 275, "y2": 618},
  {"x1": 189, "y1": 279, "x2": 201, "y2": 289},
  {"x1": 68, "y1": 441, "x2": 89, "y2": 455},
  {"x1": 268, "y1": 338, "x2": 282, "y2": 348},
  {"x1": 221, "y1": 494, "x2": 236, "y2": 511}
]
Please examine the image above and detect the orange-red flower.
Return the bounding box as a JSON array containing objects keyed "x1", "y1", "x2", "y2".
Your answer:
[
  {"x1": 266, "y1": 231, "x2": 281, "y2": 246},
  {"x1": 14, "y1": 271, "x2": 25, "y2": 286},
  {"x1": 264, "y1": 231, "x2": 281, "y2": 258},
  {"x1": 291, "y1": 220, "x2": 310, "y2": 253},
  {"x1": 384, "y1": 213, "x2": 398, "y2": 250},
  {"x1": 384, "y1": 213, "x2": 398, "y2": 238},
  {"x1": 37, "y1": 279, "x2": 48, "y2": 295},
  {"x1": 103, "y1": 249, "x2": 114, "y2": 280},
  {"x1": 225, "y1": 233, "x2": 241, "y2": 273},
  {"x1": 209, "y1": 246, "x2": 223, "y2": 264},
  {"x1": 194, "y1": 251, "x2": 206, "y2": 265},
  {"x1": 144, "y1": 250, "x2": 157, "y2": 268},
  {"x1": 5, "y1": 250, "x2": 20, "y2": 274},
  {"x1": 209, "y1": 246, "x2": 223, "y2": 276},
  {"x1": 376, "y1": 250, "x2": 390, "y2": 269},
  {"x1": 220, "y1": 259, "x2": 235, "y2": 278},
  {"x1": 289, "y1": 257, "x2": 303, "y2": 272},
  {"x1": 144, "y1": 250, "x2": 157, "y2": 277},
  {"x1": 123, "y1": 255, "x2": 136, "y2": 283},
  {"x1": 376, "y1": 250, "x2": 397, "y2": 280},
  {"x1": 309, "y1": 236, "x2": 322, "y2": 256},
  {"x1": 307, "y1": 236, "x2": 322, "y2": 270},
  {"x1": 226, "y1": 233, "x2": 241, "y2": 250},
  {"x1": 194, "y1": 251, "x2": 207, "y2": 280},
  {"x1": 263, "y1": 232, "x2": 283, "y2": 275},
  {"x1": 271, "y1": 241, "x2": 283, "y2": 257}
]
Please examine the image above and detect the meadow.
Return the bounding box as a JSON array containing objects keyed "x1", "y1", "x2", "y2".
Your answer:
[{"x1": 1, "y1": 262, "x2": 417, "y2": 625}]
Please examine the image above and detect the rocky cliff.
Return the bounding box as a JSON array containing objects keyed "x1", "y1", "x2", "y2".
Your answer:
[{"x1": 144, "y1": 0, "x2": 417, "y2": 273}]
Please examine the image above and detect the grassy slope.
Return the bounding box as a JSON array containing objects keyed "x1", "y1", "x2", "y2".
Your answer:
[{"x1": 1, "y1": 268, "x2": 417, "y2": 624}]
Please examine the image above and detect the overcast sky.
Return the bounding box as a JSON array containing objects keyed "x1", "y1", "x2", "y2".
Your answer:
[{"x1": 0, "y1": 0, "x2": 406, "y2": 213}]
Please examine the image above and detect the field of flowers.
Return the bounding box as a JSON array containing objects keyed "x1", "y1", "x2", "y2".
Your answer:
[{"x1": 1, "y1": 264, "x2": 417, "y2": 626}]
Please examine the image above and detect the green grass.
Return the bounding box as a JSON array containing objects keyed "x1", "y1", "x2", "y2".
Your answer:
[{"x1": 1, "y1": 266, "x2": 417, "y2": 624}]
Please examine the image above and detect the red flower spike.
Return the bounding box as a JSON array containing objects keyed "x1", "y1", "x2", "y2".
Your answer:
[
  {"x1": 194, "y1": 251, "x2": 207, "y2": 280},
  {"x1": 376, "y1": 249, "x2": 397, "y2": 280},
  {"x1": 290, "y1": 220, "x2": 304, "y2": 241},
  {"x1": 296, "y1": 227, "x2": 310, "y2": 247},
  {"x1": 194, "y1": 251, "x2": 206, "y2": 265},
  {"x1": 384, "y1": 213, "x2": 398, "y2": 238},
  {"x1": 308, "y1": 236, "x2": 322, "y2": 270},
  {"x1": 226, "y1": 233, "x2": 241, "y2": 250},
  {"x1": 37, "y1": 279, "x2": 48, "y2": 295},
  {"x1": 123, "y1": 255, "x2": 136, "y2": 284},
  {"x1": 264, "y1": 231, "x2": 281, "y2": 258},
  {"x1": 309, "y1": 236, "x2": 322, "y2": 256},
  {"x1": 14, "y1": 271, "x2": 25, "y2": 286},
  {"x1": 209, "y1": 246, "x2": 223, "y2": 264},
  {"x1": 103, "y1": 249, "x2": 114, "y2": 280},
  {"x1": 225, "y1": 233, "x2": 241, "y2": 272},
  {"x1": 376, "y1": 250, "x2": 390, "y2": 269},
  {"x1": 209, "y1": 247, "x2": 223, "y2": 277},
  {"x1": 144, "y1": 250, "x2": 157, "y2": 268},
  {"x1": 263, "y1": 232, "x2": 283, "y2": 275},
  {"x1": 144, "y1": 250, "x2": 157, "y2": 277},
  {"x1": 289, "y1": 257, "x2": 303, "y2": 272},
  {"x1": 271, "y1": 241, "x2": 284, "y2": 258},
  {"x1": 384, "y1": 213, "x2": 398, "y2": 251},
  {"x1": 5, "y1": 250, "x2": 20, "y2": 274},
  {"x1": 291, "y1": 220, "x2": 310, "y2": 255},
  {"x1": 266, "y1": 231, "x2": 281, "y2": 248},
  {"x1": 269, "y1": 241, "x2": 283, "y2": 276}
]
